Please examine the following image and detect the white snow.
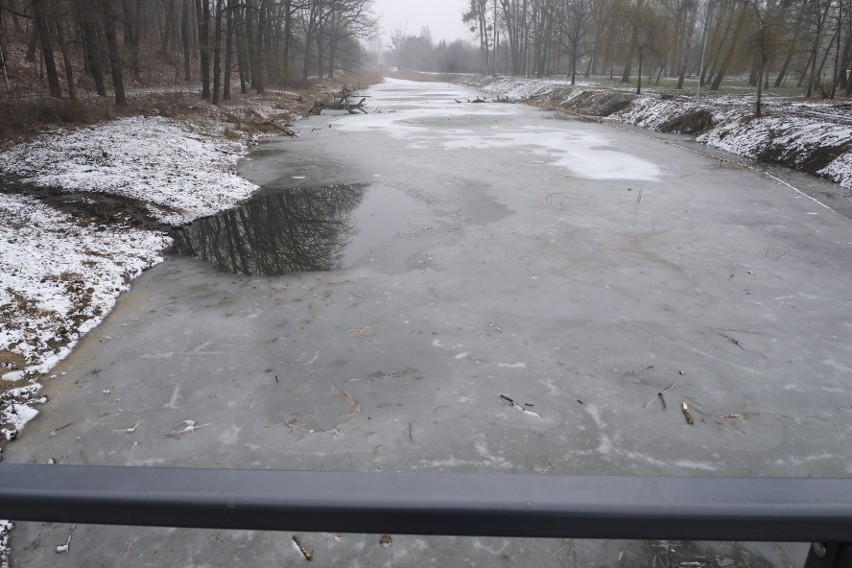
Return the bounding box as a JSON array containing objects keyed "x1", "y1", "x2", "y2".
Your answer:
[
  {"x1": 0, "y1": 519, "x2": 10, "y2": 568},
  {"x1": 0, "y1": 116, "x2": 259, "y2": 225},
  {"x1": 0, "y1": 384, "x2": 44, "y2": 441},
  {"x1": 0, "y1": 193, "x2": 170, "y2": 380}
]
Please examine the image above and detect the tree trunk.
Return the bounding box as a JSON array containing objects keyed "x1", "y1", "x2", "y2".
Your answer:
[
  {"x1": 755, "y1": 54, "x2": 766, "y2": 117},
  {"x1": 234, "y1": 0, "x2": 247, "y2": 93},
  {"x1": 244, "y1": 0, "x2": 259, "y2": 90},
  {"x1": 838, "y1": 34, "x2": 851, "y2": 91},
  {"x1": 52, "y1": 15, "x2": 76, "y2": 100},
  {"x1": 774, "y1": 1, "x2": 805, "y2": 87},
  {"x1": 254, "y1": 0, "x2": 265, "y2": 93},
  {"x1": 26, "y1": 23, "x2": 38, "y2": 61},
  {"x1": 32, "y1": 0, "x2": 62, "y2": 98},
  {"x1": 710, "y1": 4, "x2": 748, "y2": 90},
  {"x1": 829, "y1": 0, "x2": 842, "y2": 98},
  {"x1": 570, "y1": 45, "x2": 578, "y2": 85},
  {"x1": 636, "y1": 48, "x2": 643, "y2": 94},
  {"x1": 812, "y1": 32, "x2": 837, "y2": 96},
  {"x1": 79, "y1": 0, "x2": 107, "y2": 96},
  {"x1": 161, "y1": 0, "x2": 175, "y2": 55},
  {"x1": 326, "y1": 11, "x2": 337, "y2": 79},
  {"x1": 621, "y1": 52, "x2": 633, "y2": 83},
  {"x1": 195, "y1": 0, "x2": 211, "y2": 99},
  {"x1": 676, "y1": 8, "x2": 695, "y2": 90},
  {"x1": 212, "y1": 0, "x2": 223, "y2": 104},
  {"x1": 316, "y1": 23, "x2": 324, "y2": 79},
  {"x1": 223, "y1": 0, "x2": 234, "y2": 100},
  {"x1": 282, "y1": 0, "x2": 291, "y2": 86},
  {"x1": 805, "y1": 0, "x2": 832, "y2": 97},
  {"x1": 101, "y1": 0, "x2": 127, "y2": 105},
  {"x1": 181, "y1": 0, "x2": 192, "y2": 81},
  {"x1": 122, "y1": 0, "x2": 141, "y2": 76}
]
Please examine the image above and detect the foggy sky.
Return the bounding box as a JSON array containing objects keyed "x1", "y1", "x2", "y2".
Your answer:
[{"x1": 371, "y1": 0, "x2": 471, "y2": 46}]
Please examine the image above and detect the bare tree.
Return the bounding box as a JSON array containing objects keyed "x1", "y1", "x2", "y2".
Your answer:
[
  {"x1": 624, "y1": 0, "x2": 658, "y2": 93},
  {"x1": 31, "y1": 0, "x2": 62, "y2": 98},
  {"x1": 212, "y1": 0, "x2": 224, "y2": 103},
  {"x1": 743, "y1": 0, "x2": 783, "y2": 115},
  {"x1": 195, "y1": 0, "x2": 211, "y2": 99},
  {"x1": 559, "y1": 0, "x2": 594, "y2": 84},
  {"x1": 464, "y1": 0, "x2": 493, "y2": 73},
  {"x1": 101, "y1": 0, "x2": 127, "y2": 105}
]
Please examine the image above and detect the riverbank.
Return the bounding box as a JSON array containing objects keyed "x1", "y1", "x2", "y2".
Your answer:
[{"x1": 455, "y1": 75, "x2": 852, "y2": 192}]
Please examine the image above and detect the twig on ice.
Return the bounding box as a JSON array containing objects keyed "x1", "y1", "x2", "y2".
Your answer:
[
  {"x1": 292, "y1": 535, "x2": 313, "y2": 561},
  {"x1": 716, "y1": 332, "x2": 746, "y2": 351},
  {"x1": 632, "y1": 188, "x2": 644, "y2": 226},
  {"x1": 332, "y1": 385, "x2": 360, "y2": 418},
  {"x1": 345, "y1": 324, "x2": 372, "y2": 337},
  {"x1": 55, "y1": 523, "x2": 76, "y2": 554},
  {"x1": 716, "y1": 332, "x2": 769, "y2": 359},
  {"x1": 682, "y1": 401, "x2": 695, "y2": 425},
  {"x1": 645, "y1": 382, "x2": 675, "y2": 409},
  {"x1": 168, "y1": 419, "x2": 209, "y2": 437}
]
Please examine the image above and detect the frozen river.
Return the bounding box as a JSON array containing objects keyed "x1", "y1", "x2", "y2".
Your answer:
[{"x1": 6, "y1": 79, "x2": 852, "y2": 567}]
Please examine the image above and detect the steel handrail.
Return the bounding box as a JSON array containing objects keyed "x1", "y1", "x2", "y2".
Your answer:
[{"x1": 0, "y1": 465, "x2": 850, "y2": 566}]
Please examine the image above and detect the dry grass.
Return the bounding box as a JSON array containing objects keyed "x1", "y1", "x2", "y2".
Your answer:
[
  {"x1": 0, "y1": 350, "x2": 27, "y2": 379},
  {"x1": 0, "y1": 68, "x2": 385, "y2": 143}
]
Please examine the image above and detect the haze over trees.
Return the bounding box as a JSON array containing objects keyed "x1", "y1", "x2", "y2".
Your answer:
[
  {"x1": 387, "y1": 0, "x2": 851, "y2": 98},
  {"x1": 2, "y1": 0, "x2": 850, "y2": 110},
  {"x1": 0, "y1": 0, "x2": 378, "y2": 106}
]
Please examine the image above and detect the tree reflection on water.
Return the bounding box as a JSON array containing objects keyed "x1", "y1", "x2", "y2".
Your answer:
[{"x1": 171, "y1": 184, "x2": 368, "y2": 276}]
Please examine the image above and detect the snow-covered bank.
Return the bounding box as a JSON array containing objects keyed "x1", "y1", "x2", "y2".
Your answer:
[
  {"x1": 0, "y1": 194, "x2": 171, "y2": 382},
  {"x1": 0, "y1": 113, "x2": 262, "y2": 383},
  {"x1": 0, "y1": 116, "x2": 258, "y2": 226},
  {"x1": 0, "y1": 108, "x2": 268, "y2": 567},
  {"x1": 461, "y1": 75, "x2": 852, "y2": 191}
]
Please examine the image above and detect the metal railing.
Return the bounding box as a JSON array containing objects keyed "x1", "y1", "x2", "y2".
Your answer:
[{"x1": 0, "y1": 465, "x2": 850, "y2": 567}]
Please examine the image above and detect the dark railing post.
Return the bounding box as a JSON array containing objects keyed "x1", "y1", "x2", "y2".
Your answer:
[{"x1": 804, "y1": 543, "x2": 852, "y2": 568}]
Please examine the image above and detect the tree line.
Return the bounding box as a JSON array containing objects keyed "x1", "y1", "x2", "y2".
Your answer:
[
  {"x1": 0, "y1": 0, "x2": 377, "y2": 105},
  {"x1": 445, "y1": 0, "x2": 850, "y2": 98}
]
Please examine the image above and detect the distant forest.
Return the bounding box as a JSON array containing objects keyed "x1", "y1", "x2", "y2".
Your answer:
[
  {"x1": 385, "y1": 0, "x2": 852, "y2": 97},
  {"x1": 0, "y1": 0, "x2": 377, "y2": 105},
  {"x1": 1, "y1": 0, "x2": 849, "y2": 106}
]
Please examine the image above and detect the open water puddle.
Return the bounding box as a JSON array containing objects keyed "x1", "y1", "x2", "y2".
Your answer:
[{"x1": 170, "y1": 183, "x2": 426, "y2": 276}]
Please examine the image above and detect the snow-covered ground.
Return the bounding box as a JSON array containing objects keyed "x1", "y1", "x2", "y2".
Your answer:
[
  {"x1": 0, "y1": 116, "x2": 258, "y2": 226},
  {"x1": 463, "y1": 75, "x2": 852, "y2": 191}
]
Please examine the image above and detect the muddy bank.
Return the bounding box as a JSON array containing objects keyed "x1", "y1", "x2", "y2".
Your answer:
[{"x1": 1, "y1": 174, "x2": 173, "y2": 233}]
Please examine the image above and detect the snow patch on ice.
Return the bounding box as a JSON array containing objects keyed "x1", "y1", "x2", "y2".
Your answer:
[{"x1": 344, "y1": 79, "x2": 659, "y2": 181}]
